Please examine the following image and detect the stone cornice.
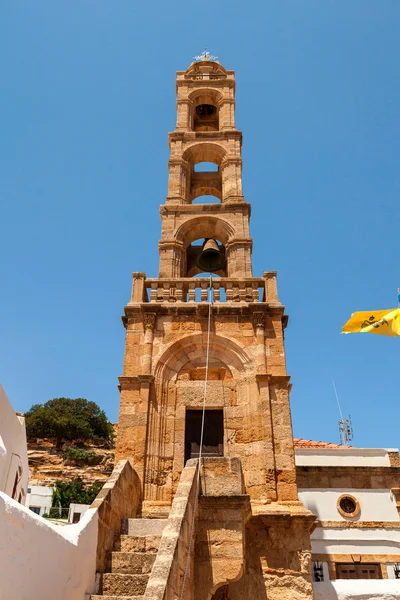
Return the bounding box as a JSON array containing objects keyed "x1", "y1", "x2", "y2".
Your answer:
[
  {"x1": 315, "y1": 520, "x2": 400, "y2": 529},
  {"x1": 124, "y1": 302, "x2": 285, "y2": 318},
  {"x1": 118, "y1": 375, "x2": 154, "y2": 389},
  {"x1": 160, "y1": 202, "x2": 251, "y2": 216}
]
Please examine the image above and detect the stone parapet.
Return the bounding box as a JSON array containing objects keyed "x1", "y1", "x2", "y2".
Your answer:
[{"x1": 91, "y1": 459, "x2": 141, "y2": 574}]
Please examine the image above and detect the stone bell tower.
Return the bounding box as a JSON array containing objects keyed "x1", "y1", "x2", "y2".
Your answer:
[{"x1": 116, "y1": 54, "x2": 315, "y2": 600}]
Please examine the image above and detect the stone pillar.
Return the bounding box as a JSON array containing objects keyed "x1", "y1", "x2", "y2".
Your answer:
[
  {"x1": 269, "y1": 375, "x2": 298, "y2": 502},
  {"x1": 142, "y1": 313, "x2": 156, "y2": 374},
  {"x1": 263, "y1": 271, "x2": 279, "y2": 304},
  {"x1": 116, "y1": 375, "x2": 154, "y2": 490},
  {"x1": 221, "y1": 158, "x2": 243, "y2": 201},
  {"x1": 176, "y1": 99, "x2": 191, "y2": 130},
  {"x1": 219, "y1": 100, "x2": 235, "y2": 130},
  {"x1": 252, "y1": 311, "x2": 267, "y2": 373},
  {"x1": 167, "y1": 158, "x2": 190, "y2": 203},
  {"x1": 130, "y1": 272, "x2": 147, "y2": 303}
]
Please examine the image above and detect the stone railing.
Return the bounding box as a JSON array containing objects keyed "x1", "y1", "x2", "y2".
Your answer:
[
  {"x1": 130, "y1": 272, "x2": 280, "y2": 305},
  {"x1": 143, "y1": 460, "x2": 199, "y2": 600},
  {"x1": 91, "y1": 459, "x2": 141, "y2": 574}
]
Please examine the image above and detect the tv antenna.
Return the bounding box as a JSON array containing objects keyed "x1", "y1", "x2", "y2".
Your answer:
[{"x1": 332, "y1": 380, "x2": 353, "y2": 446}]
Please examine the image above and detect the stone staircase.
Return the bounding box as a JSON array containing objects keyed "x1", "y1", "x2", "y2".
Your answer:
[{"x1": 91, "y1": 518, "x2": 166, "y2": 600}]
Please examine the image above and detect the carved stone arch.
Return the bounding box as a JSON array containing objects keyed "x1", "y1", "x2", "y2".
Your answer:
[
  {"x1": 174, "y1": 215, "x2": 236, "y2": 276},
  {"x1": 188, "y1": 87, "x2": 224, "y2": 108},
  {"x1": 183, "y1": 141, "x2": 227, "y2": 168},
  {"x1": 175, "y1": 215, "x2": 235, "y2": 247},
  {"x1": 154, "y1": 333, "x2": 253, "y2": 381}
]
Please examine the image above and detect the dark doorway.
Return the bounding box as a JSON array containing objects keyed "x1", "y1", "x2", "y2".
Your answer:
[{"x1": 184, "y1": 409, "x2": 224, "y2": 464}]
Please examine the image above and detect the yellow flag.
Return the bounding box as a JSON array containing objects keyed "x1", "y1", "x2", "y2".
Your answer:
[{"x1": 342, "y1": 308, "x2": 400, "y2": 336}]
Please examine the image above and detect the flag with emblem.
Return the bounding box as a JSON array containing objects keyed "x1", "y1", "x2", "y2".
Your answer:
[{"x1": 342, "y1": 308, "x2": 400, "y2": 336}]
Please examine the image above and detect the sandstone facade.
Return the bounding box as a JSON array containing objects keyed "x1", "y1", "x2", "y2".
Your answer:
[{"x1": 113, "y1": 56, "x2": 315, "y2": 599}]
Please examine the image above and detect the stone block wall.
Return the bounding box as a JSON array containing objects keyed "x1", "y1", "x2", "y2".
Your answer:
[{"x1": 91, "y1": 459, "x2": 141, "y2": 573}]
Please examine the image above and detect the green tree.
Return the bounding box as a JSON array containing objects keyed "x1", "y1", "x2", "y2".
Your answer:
[
  {"x1": 51, "y1": 478, "x2": 103, "y2": 508},
  {"x1": 25, "y1": 397, "x2": 113, "y2": 447}
]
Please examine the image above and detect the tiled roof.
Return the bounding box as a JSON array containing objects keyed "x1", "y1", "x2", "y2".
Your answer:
[{"x1": 294, "y1": 437, "x2": 351, "y2": 449}]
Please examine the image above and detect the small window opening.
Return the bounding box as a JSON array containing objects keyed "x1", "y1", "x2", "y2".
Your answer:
[
  {"x1": 336, "y1": 563, "x2": 382, "y2": 579},
  {"x1": 184, "y1": 410, "x2": 224, "y2": 464}
]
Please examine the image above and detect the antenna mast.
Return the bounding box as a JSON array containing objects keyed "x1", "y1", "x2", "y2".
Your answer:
[{"x1": 332, "y1": 380, "x2": 353, "y2": 446}]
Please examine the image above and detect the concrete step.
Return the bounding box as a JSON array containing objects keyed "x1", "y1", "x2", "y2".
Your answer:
[
  {"x1": 90, "y1": 596, "x2": 143, "y2": 600},
  {"x1": 102, "y1": 573, "x2": 149, "y2": 596},
  {"x1": 116, "y1": 535, "x2": 161, "y2": 553},
  {"x1": 107, "y1": 551, "x2": 156, "y2": 575},
  {"x1": 120, "y1": 518, "x2": 166, "y2": 537}
]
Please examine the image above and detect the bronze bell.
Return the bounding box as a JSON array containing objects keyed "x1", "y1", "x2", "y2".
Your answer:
[{"x1": 196, "y1": 238, "x2": 226, "y2": 273}]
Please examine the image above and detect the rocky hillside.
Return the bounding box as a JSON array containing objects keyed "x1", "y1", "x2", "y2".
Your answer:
[{"x1": 27, "y1": 431, "x2": 116, "y2": 487}]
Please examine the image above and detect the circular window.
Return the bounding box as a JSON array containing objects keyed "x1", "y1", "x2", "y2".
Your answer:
[{"x1": 337, "y1": 494, "x2": 360, "y2": 518}]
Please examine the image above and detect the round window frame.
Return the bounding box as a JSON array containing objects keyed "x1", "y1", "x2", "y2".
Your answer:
[{"x1": 337, "y1": 494, "x2": 360, "y2": 519}]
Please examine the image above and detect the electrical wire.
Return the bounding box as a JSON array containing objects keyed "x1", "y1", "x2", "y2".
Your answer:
[{"x1": 178, "y1": 279, "x2": 213, "y2": 600}]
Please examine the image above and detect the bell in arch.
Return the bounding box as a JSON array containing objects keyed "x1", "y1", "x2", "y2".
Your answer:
[{"x1": 196, "y1": 238, "x2": 226, "y2": 273}]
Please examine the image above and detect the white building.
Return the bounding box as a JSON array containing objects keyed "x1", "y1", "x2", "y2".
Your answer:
[
  {"x1": 0, "y1": 384, "x2": 29, "y2": 504},
  {"x1": 294, "y1": 439, "x2": 400, "y2": 595},
  {"x1": 25, "y1": 484, "x2": 53, "y2": 516}
]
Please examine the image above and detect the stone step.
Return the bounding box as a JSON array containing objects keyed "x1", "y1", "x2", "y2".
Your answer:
[
  {"x1": 90, "y1": 596, "x2": 143, "y2": 600},
  {"x1": 102, "y1": 573, "x2": 149, "y2": 596},
  {"x1": 116, "y1": 535, "x2": 161, "y2": 553},
  {"x1": 107, "y1": 551, "x2": 156, "y2": 574},
  {"x1": 120, "y1": 518, "x2": 166, "y2": 537}
]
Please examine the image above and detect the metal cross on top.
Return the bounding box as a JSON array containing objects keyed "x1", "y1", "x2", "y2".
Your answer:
[{"x1": 193, "y1": 49, "x2": 218, "y2": 62}]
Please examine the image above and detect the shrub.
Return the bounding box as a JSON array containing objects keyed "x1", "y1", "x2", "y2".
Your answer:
[{"x1": 62, "y1": 447, "x2": 102, "y2": 466}]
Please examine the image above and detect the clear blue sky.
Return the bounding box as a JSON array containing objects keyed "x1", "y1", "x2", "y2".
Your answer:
[{"x1": 1, "y1": 1, "x2": 399, "y2": 448}]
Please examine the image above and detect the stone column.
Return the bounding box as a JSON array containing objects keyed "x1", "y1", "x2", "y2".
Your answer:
[
  {"x1": 142, "y1": 313, "x2": 156, "y2": 375},
  {"x1": 253, "y1": 311, "x2": 267, "y2": 373},
  {"x1": 130, "y1": 272, "x2": 147, "y2": 303},
  {"x1": 219, "y1": 99, "x2": 235, "y2": 130},
  {"x1": 176, "y1": 99, "x2": 191, "y2": 130}
]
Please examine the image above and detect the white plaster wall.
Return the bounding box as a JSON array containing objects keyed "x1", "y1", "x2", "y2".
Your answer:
[
  {"x1": 68, "y1": 503, "x2": 91, "y2": 523},
  {"x1": 314, "y1": 579, "x2": 400, "y2": 599},
  {"x1": 25, "y1": 485, "x2": 53, "y2": 516},
  {"x1": 0, "y1": 491, "x2": 98, "y2": 600},
  {"x1": 299, "y1": 489, "x2": 399, "y2": 522},
  {"x1": 311, "y1": 526, "x2": 400, "y2": 556},
  {"x1": 0, "y1": 385, "x2": 29, "y2": 503},
  {"x1": 295, "y1": 447, "x2": 394, "y2": 467}
]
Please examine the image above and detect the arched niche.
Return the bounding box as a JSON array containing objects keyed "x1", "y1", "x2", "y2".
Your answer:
[
  {"x1": 188, "y1": 88, "x2": 223, "y2": 132},
  {"x1": 154, "y1": 333, "x2": 252, "y2": 382},
  {"x1": 174, "y1": 216, "x2": 235, "y2": 277},
  {"x1": 183, "y1": 142, "x2": 226, "y2": 203}
]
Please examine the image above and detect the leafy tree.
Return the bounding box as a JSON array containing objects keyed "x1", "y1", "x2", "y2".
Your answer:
[
  {"x1": 51, "y1": 478, "x2": 103, "y2": 508},
  {"x1": 25, "y1": 397, "x2": 113, "y2": 447}
]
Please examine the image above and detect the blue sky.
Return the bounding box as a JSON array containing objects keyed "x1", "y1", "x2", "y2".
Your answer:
[{"x1": 1, "y1": 1, "x2": 399, "y2": 448}]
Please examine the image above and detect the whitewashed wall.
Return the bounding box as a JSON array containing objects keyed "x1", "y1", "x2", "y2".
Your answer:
[
  {"x1": 0, "y1": 492, "x2": 98, "y2": 600},
  {"x1": 295, "y1": 447, "x2": 394, "y2": 467},
  {"x1": 25, "y1": 485, "x2": 53, "y2": 516},
  {"x1": 299, "y1": 489, "x2": 399, "y2": 522},
  {"x1": 0, "y1": 385, "x2": 29, "y2": 503},
  {"x1": 314, "y1": 579, "x2": 400, "y2": 599},
  {"x1": 311, "y1": 526, "x2": 400, "y2": 557}
]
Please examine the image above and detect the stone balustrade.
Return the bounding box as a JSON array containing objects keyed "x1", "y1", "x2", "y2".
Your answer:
[{"x1": 130, "y1": 273, "x2": 280, "y2": 305}]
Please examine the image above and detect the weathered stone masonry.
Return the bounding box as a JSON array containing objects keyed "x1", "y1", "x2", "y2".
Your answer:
[{"x1": 113, "y1": 57, "x2": 316, "y2": 600}]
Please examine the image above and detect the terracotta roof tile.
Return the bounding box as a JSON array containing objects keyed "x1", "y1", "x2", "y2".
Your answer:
[{"x1": 294, "y1": 437, "x2": 351, "y2": 449}]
